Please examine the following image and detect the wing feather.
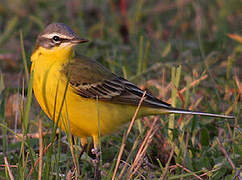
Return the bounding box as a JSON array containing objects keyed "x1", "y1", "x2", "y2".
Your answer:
[{"x1": 62, "y1": 56, "x2": 171, "y2": 108}]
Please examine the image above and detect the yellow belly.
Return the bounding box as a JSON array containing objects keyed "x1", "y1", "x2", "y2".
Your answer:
[
  {"x1": 32, "y1": 58, "x2": 136, "y2": 139},
  {"x1": 33, "y1": 68, "x2": 144, "y2": 138},
  {"x1": 31, "y1": 48, "x2": 162, "y2": 140}
]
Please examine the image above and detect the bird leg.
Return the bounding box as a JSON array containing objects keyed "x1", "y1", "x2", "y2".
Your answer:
[
  {"x1": 69, "y1": 137, "x2": 88, "y2": 178},
  {"x1": 92, "y1": 147, "x2": 101, "y2": 180},
  {"x1": 79, "y1": 138, "x2": 88, "y2": 160},
  {"x1": 92, "y1": 135, "x2": 101, "y2": 180}
]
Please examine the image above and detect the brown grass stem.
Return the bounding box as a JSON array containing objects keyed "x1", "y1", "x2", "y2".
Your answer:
[{"x1": 112, "y1": 91, "x2": 146, "y2": 180}]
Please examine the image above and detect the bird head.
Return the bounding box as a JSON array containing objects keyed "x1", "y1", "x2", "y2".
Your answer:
[
  {"x1": 31, "y1": 23, "x2": 88, "y2": 62},
  {"x1": 36, "y1": 23, "x2": 88, "y2": 49}
]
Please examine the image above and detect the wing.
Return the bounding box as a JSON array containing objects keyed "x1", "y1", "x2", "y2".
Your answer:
[{"x1": 61, "y1": 55, "x2": 171, "y2": 109}]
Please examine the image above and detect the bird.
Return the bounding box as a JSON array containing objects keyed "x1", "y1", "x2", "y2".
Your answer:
[{"x1": 31, "y1": 22, "x2": 234, "y2": 152}]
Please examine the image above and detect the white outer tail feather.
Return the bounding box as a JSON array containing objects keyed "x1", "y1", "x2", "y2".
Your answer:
[{"x1": 167, "y1": 107, "x2": 234, "y2": 119}]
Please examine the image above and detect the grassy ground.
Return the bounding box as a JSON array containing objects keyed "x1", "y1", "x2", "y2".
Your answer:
[{"x1": 0, "y1": 0, "x2": 241, "y2": 179}]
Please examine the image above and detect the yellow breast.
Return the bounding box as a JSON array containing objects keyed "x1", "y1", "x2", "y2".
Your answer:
[{"x1": 31, "y1": 46, "x2": 154, "y2": 139}]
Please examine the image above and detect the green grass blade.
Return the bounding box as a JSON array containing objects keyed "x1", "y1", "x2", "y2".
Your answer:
[{"x1": 20, "y1": 30, "x2": 29, "y2": 82}]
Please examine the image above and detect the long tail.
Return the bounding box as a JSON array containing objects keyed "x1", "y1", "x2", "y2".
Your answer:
[{"x1": 166, "y1": 107, "x2": 234, "y2": 119}]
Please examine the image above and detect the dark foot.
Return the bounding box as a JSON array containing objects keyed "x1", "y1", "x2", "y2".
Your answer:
[
  {"x1": 78, "y1": 143, "x2": 87, "y2": 162},
  {"x1": 92, "y1": 147, "x2": 101, "y2": 180},
  {"x1": 69, "y1": 142, "x2": 88, "y2": 178}
]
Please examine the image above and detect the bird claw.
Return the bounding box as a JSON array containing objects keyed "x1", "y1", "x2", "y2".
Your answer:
[
  {"x1": 91, "y1": 147, "x2": 101, "y2": 180},
  {"x1": 91, "y1": 147, "x2": 101, "y2": 157}
]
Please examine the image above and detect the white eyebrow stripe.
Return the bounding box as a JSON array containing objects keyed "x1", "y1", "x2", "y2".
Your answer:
[{"x1": 41, "y1": 33, "x2": 72, "y2": 39}]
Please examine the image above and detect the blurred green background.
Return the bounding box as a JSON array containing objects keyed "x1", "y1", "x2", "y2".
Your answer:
[{"x1": 0, "y1": 0, "x2": 241, "y2": 179}]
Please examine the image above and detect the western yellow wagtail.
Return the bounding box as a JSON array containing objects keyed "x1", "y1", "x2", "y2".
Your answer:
[{"x1": 31, "y1": 23, "x2": 234, "y2": 149}]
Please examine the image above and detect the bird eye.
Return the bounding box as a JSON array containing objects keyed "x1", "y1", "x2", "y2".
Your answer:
[{"x1": 52, "y1": 36, "x2": 60, "y2": 42}]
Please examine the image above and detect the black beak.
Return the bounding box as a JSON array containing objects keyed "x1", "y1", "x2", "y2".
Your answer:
[{"x1": 71, "y1": 38, "x2": 89, "y2": 44}]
